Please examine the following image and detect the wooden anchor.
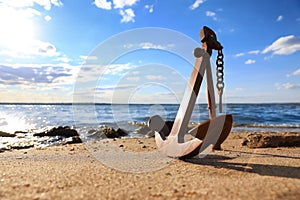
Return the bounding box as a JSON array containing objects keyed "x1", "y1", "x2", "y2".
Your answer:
[{"x1": 148, "y1": 26, "x2": 233, "y2": 158}]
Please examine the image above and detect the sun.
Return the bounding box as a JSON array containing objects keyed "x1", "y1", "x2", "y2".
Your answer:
[{"x1": 0, "y1": 5, "x2": 36, "y2": 54}]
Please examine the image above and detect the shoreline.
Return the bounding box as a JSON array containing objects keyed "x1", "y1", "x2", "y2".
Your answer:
[
  {"x1": 1, "y1": 123, "x2": 300, "y2": 153},
  {"x1": 1, "y1": 131, "x2": 299, "y2": 199}
]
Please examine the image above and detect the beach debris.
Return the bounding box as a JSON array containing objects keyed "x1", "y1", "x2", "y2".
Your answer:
[
  {"x1": 33, "y1": 126, "x2": 78, "y2": 137},
  {"x1": 0, "y1": 131, "x2": 16, "y2": 137},
  {"x1": 242, "y1": 132, "x2": 300, "y2": 148}
]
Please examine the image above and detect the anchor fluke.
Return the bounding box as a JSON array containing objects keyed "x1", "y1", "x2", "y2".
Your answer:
[{"x1": 155, "y1": 133, "x2": 202, "y2": 158}]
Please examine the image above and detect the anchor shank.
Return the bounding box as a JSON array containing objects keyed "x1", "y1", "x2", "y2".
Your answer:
[
  {"x1": 169, "y1": 50, "x2": 210, "y2": 143},
  {"x1": 205, "y1": 59, "x2": 217, "y2": 119}
]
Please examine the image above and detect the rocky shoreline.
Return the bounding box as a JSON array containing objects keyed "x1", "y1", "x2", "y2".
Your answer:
[
  {"x1": 0, "y1": 125, "x2": 135, "y2": 153},
  {"x1": 1, "y1": 124, "x2": 300, "y2": 153}
]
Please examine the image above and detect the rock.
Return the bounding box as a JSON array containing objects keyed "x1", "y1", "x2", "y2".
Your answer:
[
  {"x1": 100, "y1": 127, "x2": 128, "y2": 138},
  {"x1": 116, "y1": 128, "x2": 128, "y2": 137},
  {"x1": 0, "y1": 131, "x2": 16, "y2": 137},
  {"x1": 14, "y1": 131, "x2": 28, "y2": 134},
  {"x1": 34, "y1": 126, "x2": 78, "y2": 137},
  {"x1": 10, "y1": 142, "x2": 34, "y2": 150},
  {"x1": 0, "y1": 144, "x2": 10, "y2": 152},
  {"x1": 145, "y1": 120, "x2": 174, "y2": 138},
  {"x1": 101, "y1": 127, "x2": 118, "y2": 138},
  {"x1": 64, "y1": 136, "x2": 82, "y2": 144},
  {"x1": 242, "y1": 132, "x2": 300, "y2": 148},
  {"x1": 86, "y1": 129, "x2": 106, "y2": 139},
  {"x1": 70, "y1": 136, "x2": 82, "y2": 144}
]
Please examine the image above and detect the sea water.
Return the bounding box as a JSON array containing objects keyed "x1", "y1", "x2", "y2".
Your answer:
[{"x1": 1, "y1": 103, "x2": 300, "y2": 136}]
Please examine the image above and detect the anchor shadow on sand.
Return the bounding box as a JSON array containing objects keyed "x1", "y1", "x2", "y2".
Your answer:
[{"x1": 182, "y1": 151, "x2": 300, "y2": 179}]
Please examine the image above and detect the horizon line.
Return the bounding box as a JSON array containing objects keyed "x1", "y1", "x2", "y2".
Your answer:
[{"x1": 0, "y1": 102, "x2": 299, "y2": 105}]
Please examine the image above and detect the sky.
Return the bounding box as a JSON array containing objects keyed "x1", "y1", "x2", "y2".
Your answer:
[{"x1": 0, "y1": 0, "x2": 300, "y2": 104}]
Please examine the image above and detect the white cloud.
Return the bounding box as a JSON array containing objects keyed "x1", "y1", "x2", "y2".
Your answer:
[
  {"x1": 120, "y1": 8, "x2": 135, "y2": 23},
  {"x1": 35, "y1": 41, "x2": 60, "y2": 57},
  {"x1": 189, "y1": 0, "x2": 205, "y2": 10},
  {"x1": 126, "y1": 76, "x2": 140, "y2": 81},
  {"x1": 287, "y1": 68, "x2": 300, "y2": 77},
  {"x1": 277, "y1": 15, "x2": 283, "y2": 22},
  {"x1": 105, "y1": 63, "x2": 134, "y2": 75},
  {"x1": 139, "y1": 42, "x2": 168, "y2": 50},
  {"x1": 50, "y1": 0, "x2": 63, "y2": 7},
  {"x1": 0, "y1": 63, "x2": 79, "y2": 86},
  {"x1": 93, "y1": 0, "x2": 138, "y2": 23},
  {"x1": 0, "y1": 40, "x2": 61, "y2": 58},
  {"x1": 235, "y1": 88, "x2": 244, "y2": 92},
  {"x1": 113, "y1": 0, "x2": 139, "y2": 9},
  {"x1": 275, "y1": 82, "x2": 300, "y2": 90},
  {"x1": 206, "y1": 11, "x2": 217, "y2": 20},
  {"x1": 94, "y1": 0, "x2": 112, "y2": 10},
  {"x1": 235, "y1": 53, "x2": 245, "y2": 57},
  {"x1": 95, "y1": 84, "x2": 135, "y2": 91},
  {"x1": 146, "y1": 75, "x2": 166, "y2": 81},
  {"x1": 35, "y1": 0, "x2": 63, "y2": 10},
  {"x1": 235, "y1": 50, "x2": 260, "y2": 58},
  {"x1": 77, "y1": 63, "x2": 134, "y2": 82},
  {"x1": 131, "y1": 71, "x2": 139, "y2": 75},
  {"x1": 80, "y1": 55, "x2": 98, "y2": 61},
  {"x1": 248, "y1": 50, "x2": 260, "y2": 54},
  {"x1": 0, "y1": 62, "x2": 80, "y2": 102},
  {"x1": 55, "y1": 55, "x2": 71, "y2": 63},
  {"x1": 44, "y1": 15, "x2": 52, "y2": 21},
  {"x1": 262, "y1": 35, "x2": 300, "y2": 55},
  {"x1": 1, "y1": 0, "x2": 63, "y2": 10},
  {"x1": 145, "y1": 4, "x2": 154, "y2": 13},
  {"x1": 123, "y1": 42, "x2": 174, "y2": 50},
  {"x1": 245, "y1": 59, "x2": 256, "y2": 65}
]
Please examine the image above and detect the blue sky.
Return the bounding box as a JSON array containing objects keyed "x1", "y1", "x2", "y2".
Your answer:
[{"x1": 0, "y1": 0, "x2": 299, "y2": 103}]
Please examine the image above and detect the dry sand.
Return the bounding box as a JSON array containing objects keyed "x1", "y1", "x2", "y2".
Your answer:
[{"x1": 0, "y1": 132, "x2": 299, "y2": 200}]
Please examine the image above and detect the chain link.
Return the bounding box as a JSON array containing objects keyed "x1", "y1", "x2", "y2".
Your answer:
[
  {"x1": 216, "y1": 49, "x2": 224, "y2": 95},
  {"x1": 216, "y1": 49, "x2": 224, "y2": 112}
]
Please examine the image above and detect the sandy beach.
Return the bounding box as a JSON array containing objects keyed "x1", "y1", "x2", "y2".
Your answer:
[{"x1": 0, "y1": 131, "x2": 299, "y2": 200}]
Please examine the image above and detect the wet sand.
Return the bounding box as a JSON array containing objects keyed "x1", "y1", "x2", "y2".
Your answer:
[{"x1": 0, "y1": 132, "x2": 299, "y2": 199}]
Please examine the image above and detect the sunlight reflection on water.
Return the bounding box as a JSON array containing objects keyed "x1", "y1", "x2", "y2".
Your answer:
[{"x1": 0, "y1": 113, "x2": 36, "y2": 133}]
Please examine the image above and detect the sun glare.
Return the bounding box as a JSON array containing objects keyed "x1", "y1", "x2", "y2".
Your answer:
[{"x1": 0, "y1": 5, "x2": 36, "y2": 54}]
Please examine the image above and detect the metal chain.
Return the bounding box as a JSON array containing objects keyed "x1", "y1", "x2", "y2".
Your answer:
[{"x1": 216, "y1": 49, "x2": 224, "y2": 112}]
